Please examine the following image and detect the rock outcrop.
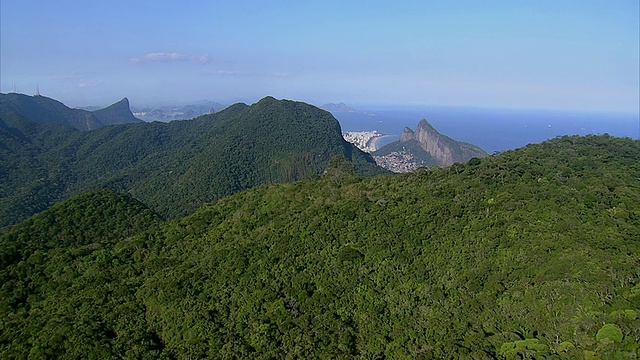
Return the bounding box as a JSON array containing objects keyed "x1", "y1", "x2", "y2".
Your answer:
[
  {"x1": 372, "y1": 118, "x2": 488, "y2": 172},
  {"x1": 93, "y1": 98, "x2": 142, "y2": 126},
  {"x1": 399, "y1": 127, "x2": 415, "y2": 142},
  {"x1": 408, "y1": 119, "x2": 487, "y2": 167}
]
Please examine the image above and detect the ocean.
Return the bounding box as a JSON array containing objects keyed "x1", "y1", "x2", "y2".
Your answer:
[{"x1": 332, "y1": 106, "x2": 640, "y2": 154}]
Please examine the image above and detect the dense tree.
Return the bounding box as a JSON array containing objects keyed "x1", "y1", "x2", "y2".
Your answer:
[
  {"x1": 1, "y1": 135, "x2": 638, "y2": 358},
  {"x1": 0, "y1": 96, "x2": 386, "y2": 230}
]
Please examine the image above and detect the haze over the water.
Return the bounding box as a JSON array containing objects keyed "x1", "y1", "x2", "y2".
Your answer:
[{"x1": 1, "y1": 0, "x2": 638, "y2": 114}]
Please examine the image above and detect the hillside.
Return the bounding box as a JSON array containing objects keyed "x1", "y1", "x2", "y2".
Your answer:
[
  {"x1": 1, "y1": 135, "x2": 638, "y2": 358},
  {"x1": 0, "y1": 189, "x2": 162, "y2": 266},
  {"x1": 0, "y1": 96, "x2": 386, "y2": 229},
  {"x1": 0, "y1": 93, "x2": 142, "y2": 130},
  {"x1": 373, "y1": 118, "x2": 488, "y2": 172}
]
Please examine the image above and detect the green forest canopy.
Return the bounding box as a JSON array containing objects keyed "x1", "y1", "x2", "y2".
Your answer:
[
  {"x1": 1, "y1": 135, "x2": 639, "y2": 359},
  {"x1": 0, "y1": 96, "x2": 385, "y2": 230}
]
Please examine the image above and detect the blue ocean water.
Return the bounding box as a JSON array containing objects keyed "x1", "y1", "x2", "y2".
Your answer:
[{"x1": 333, "y1": 106, "x2": 640, "y2": 153}]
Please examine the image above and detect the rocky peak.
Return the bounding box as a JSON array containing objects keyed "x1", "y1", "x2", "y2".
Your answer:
[
  {"x1": 412, "y1": 119, "x2": 487, "y2": 166},
  {"x1": 374, "y1": 118, "x2": 488, "y2": 171},
  {"x1": 114, "y1": 97, "x2": 130, "y2": 110},
  {"x1": 106, "y1": 98, "x2": 130, "y2": 112},
  {"x1": 400, "y1": 127, "x2": 415, "y2": 142},
  {"x1": 416, "y1": 118, "x2": 437, "y2": 133},
  {"x1": 413, "y1": 119, "x2": 456, "y2": 166},
  {"x1": 92, "y1": 98, "x2": 141, "y2": 126}
]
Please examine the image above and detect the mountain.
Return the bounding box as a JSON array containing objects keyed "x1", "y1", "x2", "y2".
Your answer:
[
  {"x1": 0, "y1": 135, "x2": 638, "y2": 358},
  {"x1": 0, "y1": 189, "x2": 162, "y2": 266},
  {"x1": 92, "y1": 98, "x2": 141, "y2": 125},
  {"x1": 132, "y1": 101, "x2": 223, "y2": 122},
  {"x1": 0, "y1": 93, "x2": 142, "y2": 130},
  {"x1": 0, "y1": 93, "x2": 103, "y2": 130},
  {"x1": 373, "y1": 118, "x2": 488, "y2": 172},
  {"x1": 322, "y1": 102, "x2": 358, "y2": 113},
  {"x1": 0, "y1": 95, "x2": 387, "y2": 229}
]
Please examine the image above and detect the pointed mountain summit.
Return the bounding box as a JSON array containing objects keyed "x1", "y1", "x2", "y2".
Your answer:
[
  {"x1": 412, "y1": 118, "x2": 487, "y2": 166},
  {"x1": 92, "y1": 98, "x2": 142, "y2": 126},
  {"x1": 373, "y1": 118, "x2": 488, "y2": 172},
  {"x1": 399, "y1": 126, "x2": 415, "y2": 142}
]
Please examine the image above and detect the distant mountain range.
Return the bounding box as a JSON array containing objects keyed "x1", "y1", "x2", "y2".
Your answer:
[
  {"x1": 321, "y1": 102, "x2": 358, "y2": 113},
  {"x1": 0, "y1": 93, "x2": 142, "y2": 130},
  {"x1": 0, "y1": 94, "x2": 386, "y2": 229},
  {"x1": 372, "y1": 119, "x2": 488, "y2": 172},
  {"x1": 132, "y1": 101, "x2": 225, "y2": 122}
]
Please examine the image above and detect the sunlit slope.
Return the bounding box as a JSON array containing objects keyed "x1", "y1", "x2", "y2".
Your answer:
[
  {"x1": 0, "y1": 96, "x2": 386, "y2": 229},
  {"x1": 1, "y1": 135, "x2": 638, "y2": 358}
]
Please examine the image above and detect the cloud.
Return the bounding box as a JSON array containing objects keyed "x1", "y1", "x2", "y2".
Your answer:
[
  {"x1": 49, "y1": 74, "x2": 103, "y2": 88},
  {"x1": 213, "y1": 70, "x2": 244, "y2": 76},
  {"x1": 270, "y1": 72, "x2": 290, "y2": 78},
  {"x1": 130, "y1": 52, "x2": 186, "y2": 63},
  {"x1": 49, "y1": 74, "x2": 81, "y2": 81},
  {"x1": 203, "y1": 70, "x2": 291, "y2": 78},
  {"x1": 77, "y1": 79, "x2": 104, "y2": 88},
  {"x1": 130, "y1": 52, "x2": 211, "y2": 64},
  {"x1": 197, "y1": 54, "x2": 211, "y2": 64}
]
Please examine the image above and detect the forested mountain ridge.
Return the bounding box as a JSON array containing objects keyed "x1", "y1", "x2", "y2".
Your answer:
[
  {"x1": 0, "y1": 93, "x2": 142, "y2": 130},
  {"x1": 1, "y1": 134, "x2": 638, "y2": 358},
  {"x1": 0, "y1": 96, "x2": 386, "y2": 230},
  {"x1": 0, "y1": 189, "x2": 162, "y2": 269}
]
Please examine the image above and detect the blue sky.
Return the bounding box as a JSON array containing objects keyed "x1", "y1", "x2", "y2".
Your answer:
[{"x1": 1, "y1": 0, "x2": 638, "y2": 113}]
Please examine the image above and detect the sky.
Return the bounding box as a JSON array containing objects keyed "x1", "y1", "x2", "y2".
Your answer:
[{"x1": 1, "y1": 0, "x2": 639, "y2": 113}]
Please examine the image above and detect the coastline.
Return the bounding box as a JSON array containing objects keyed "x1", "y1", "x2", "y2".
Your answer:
[{"x1": 370, "y1": 135, "x2": 398, "y2": 151}]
